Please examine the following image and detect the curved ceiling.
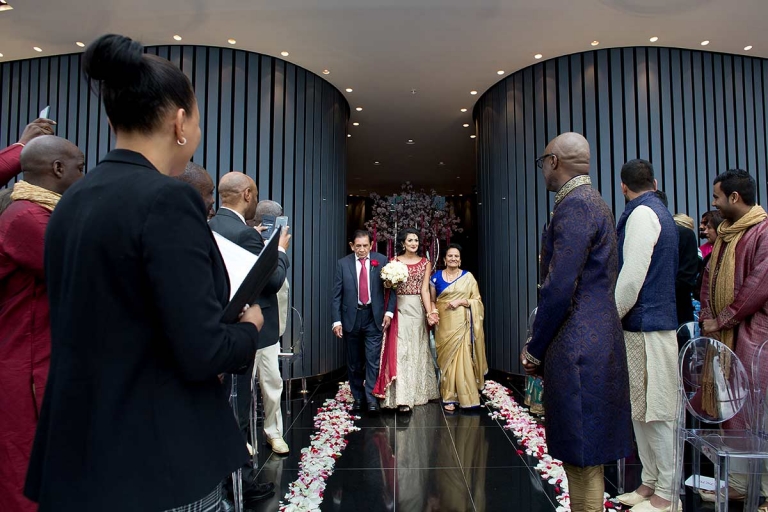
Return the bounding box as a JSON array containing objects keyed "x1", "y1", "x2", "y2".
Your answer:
[{"x1": 0, "y1": 0, "x2": 765, "y2": 194}]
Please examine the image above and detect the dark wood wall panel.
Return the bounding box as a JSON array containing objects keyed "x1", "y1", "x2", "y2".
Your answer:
[
  {"x1": 475, "y1": 46, "x2": 768, "y2": 374},
  {"x1": 0, "y1": 45, "x2": 349, "y2": 378}
]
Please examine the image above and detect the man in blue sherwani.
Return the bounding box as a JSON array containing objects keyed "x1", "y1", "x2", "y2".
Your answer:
[{"x1": 521, "y1": 132, "x2": 632, "y2": 512}]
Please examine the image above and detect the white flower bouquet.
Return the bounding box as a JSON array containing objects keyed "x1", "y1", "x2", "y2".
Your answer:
[{"x1": 380, "y1": 260, "x2": 409, "y2": 289}]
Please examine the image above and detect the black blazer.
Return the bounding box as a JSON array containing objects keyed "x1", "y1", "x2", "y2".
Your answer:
[
  {"x1": 208, "y1": 208, "x2": 290, "y2": 349},
  {"x1": 332, "y1": 251, "x2": 395, "y2": 330},
  {"x1": 26, "y1": 150, "x2": 259, "y2": 512},
  {"x1": 676, "y1": 224, "x2": 700, "y2": 324}
]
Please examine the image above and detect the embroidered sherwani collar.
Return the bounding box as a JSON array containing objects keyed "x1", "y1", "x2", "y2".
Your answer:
[{"x1": 555, "y1": 175, "x2": 592, "y2": 205}]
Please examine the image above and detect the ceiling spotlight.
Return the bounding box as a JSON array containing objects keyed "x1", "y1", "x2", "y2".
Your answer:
[
  {"x1": 33, "y1": 46, "x2": 42, "y2": 52},
  {"x1": 227, "y1": 39, "x2": 236, "y2": 45},
  {"x1": 353, "y1": 122, "x2": 360, "y2": 126},
  {"x1": 439, "y1": 162, "x2": 445, "y2": 166},
  {"x1": 76, "y1": 41, "x2": 85, "y2": 47},
  {"x1": 345, "y1": 88, "x2": 353, "y2": 92},
  {"x1": 470, "y1": 90, "x2": 478, "y2": 95},
  {"x1": 463, "y1": 123, "x2": 470, "y2": 128},
  {"x1": 470, "y1": 135, "x2": 476, "y2": 139},
  {"x1": 497, "y1": 70, "x2": 505, "y2": 75},
  {"x1": 281, "y1": 51, "x2": 290, "y2": 57},
  {"x1": 650, "y1": 36, "x2": 659, "y2": 43},
  {"x1": 534, "y1": 54, "x2": 543, "y2": 59},
  {"x1": 355, "y1": 107, "x2": 363, "y2": 111},
  {"x1": 0, "y1": 53, "x2": 3, "y2": 58},
  {"x1": 322, "y1": 69, "x2": 330, "y2": 75},
  {"x1": 745, "y1": 45, "x2": 753, "y2": 51},
  {"x1": 406, "y1": 139, "x2": 415, "y2": 145},
  {"x1": 0, "y1": 1, "x2": 13, "y2": 11},
  {"x1": 373, "y1": 161, "x2": 380, "y2": 165},
  {"x1": 173, "y1": 35, "x2": 182, "y2": 41},
  {"x1": 591, "y1": 41, "x2": 600, "y2": 46},
  {"x1": 347, "y1": 134, "x2": 351, "y2": 138},
  {"x1": 701, "y1": 40, "x2": 710, "y2": 46},
  {"x1": 456, "y1": 176, "x2": 461, "y2": 179},
  {"x1": 460, "y1": 108, "x2": 467, "y2": 112}
]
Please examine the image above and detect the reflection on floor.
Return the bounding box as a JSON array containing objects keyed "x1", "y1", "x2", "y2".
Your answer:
[{"x1": 246, "y1": 380, "x2": 737, "y2": 512}]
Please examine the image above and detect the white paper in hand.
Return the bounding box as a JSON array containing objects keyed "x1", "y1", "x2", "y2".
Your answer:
[{"x1": 212, "y1": 231, "x2": 258, "y2": 301}]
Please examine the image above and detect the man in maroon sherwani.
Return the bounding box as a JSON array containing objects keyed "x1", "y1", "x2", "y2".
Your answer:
[
  {"x1": 0, "y1": 118, "x2": 57, "y2": 188},
  {"x1": 700, "y1": 169, "x2": 768, "y2": 500},
  {"x1": 0, "y1": 135, "x2": 83, "y2": 512}
]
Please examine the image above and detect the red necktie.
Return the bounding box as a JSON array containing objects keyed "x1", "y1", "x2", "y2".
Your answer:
[{"x1": 359, "y1": 257, "x2": 370, "y2": 304}]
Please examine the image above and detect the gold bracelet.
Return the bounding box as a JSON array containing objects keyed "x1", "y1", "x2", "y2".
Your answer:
[{"x1": 431, "y1": 309, "x2": 438, "y2": 314}]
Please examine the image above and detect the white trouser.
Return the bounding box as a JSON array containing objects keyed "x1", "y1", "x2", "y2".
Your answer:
[
  {"x1": 254, "y1": 343, "x2": 284, "y2": 439},
  {"x1": 633, "y1": 418, "x2": 676, "y2": 501}
]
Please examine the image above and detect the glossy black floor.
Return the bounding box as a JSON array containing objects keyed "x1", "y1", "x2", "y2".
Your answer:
[{"x1": 244, "y1": 379, "x2": 735, "y2": 512}]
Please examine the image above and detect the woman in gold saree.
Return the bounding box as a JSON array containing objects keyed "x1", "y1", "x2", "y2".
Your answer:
[{"x1": 429, "y1": 244, "x2": 488, "y2": 411}]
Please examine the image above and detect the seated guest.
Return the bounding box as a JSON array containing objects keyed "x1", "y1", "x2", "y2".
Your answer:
[
  {"x1": 0, "y1": 118, "x2": 57, "y2": 187},
  {"x1": 0, "y1": 136, "x2": 83, "y2": 512},
  {"x1": 25, "y1": 34, "x2": 264, "y2": 512}
]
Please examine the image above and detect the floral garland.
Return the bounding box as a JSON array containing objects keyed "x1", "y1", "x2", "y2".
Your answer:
[
  {"x1": 483, "y1": 380, "x2": 623, "y2": 512},
  {"x1": 279, "y1": 382, "x2": 360, "y2": 511}
]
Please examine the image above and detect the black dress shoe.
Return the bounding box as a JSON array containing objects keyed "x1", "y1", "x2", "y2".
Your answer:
[
  {"x1": 367, "y1": 402, "x2": 380, "y2": 413},
  {"x1": 351, "y1": 400, "x2": 363, "y2": 412}
]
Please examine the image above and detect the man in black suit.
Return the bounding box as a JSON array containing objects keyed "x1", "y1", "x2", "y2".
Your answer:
[
  {"x1": 332, "y1": 230, "x2": 395, "y2": 412},
  {"x1": 208, "y1": 172, "x2": 291, "y2": 505}
]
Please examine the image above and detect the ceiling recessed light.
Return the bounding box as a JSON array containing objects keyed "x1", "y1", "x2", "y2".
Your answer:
[
  {"x1": 280, "y1": 51, "x2": 290, "y2": 57},
  {"x1": 321, "y1": 69, "x2": 330, "y2": 75},
  {"x1": 497, "y1": 70, "x2": 505, "y2": 75},
  {"x1": 650, "y1": 36, "x2": 659, "y2": 43},
  {"x1": 0, "y1": 53, "x2": 4, "y2": 58},
  {"x1": 470, "y1": 135, "x2": 476, "y2": 139},
  {"x1": 76, "y1": 41, "x2": 86, "y2": 47},
  {"x1": 173, "y1": 35, "x2": 182, "y2": 41},
  {"x1": 0, "y1": 1, "x2": 13, "y2": 11},
  {"x1": 345, "y1": 88, "x2": 353, "y2": 93},
  {"x1": 456, "y1": 176, "x2": 460, "y2": 179},
  {"x1": 591, "y1": 41, "x2": 600, "y2": 46},
  {"x1": 439, "y1": 162, "x2": 445, "y2": 166},
  {"x1": 347, "y1": 134, "x2": 351, "y2": 137},
  {"x1": 460, "y1": 108, "x2": 467, "y2": 112},
  {"x1": 534, "y1": 54, "x2": 543, "y2": 59},
  {"x1": 227, "y1": 39, "x2": 236, "y2": 45},
  {"x1": 463, "y1": 123, "x2": 470, "y2": 128},
  {"x1": 470, "y1": 90, "x2": 478, "y2": 95},
  {"x1": 33, "y1": 46, "x2": 42, "y2": 52},
  {"x1": 406, "y1": 139, "x2": 415, "y2": 145},
  {"x1": 701, "y1": 40, "x2": 710, "y2": 46},
  {"x1": 745, "y1": 45, "x2": 753, "y2": 51},
  {"x1": 355, "y1": 107, "x2": 363, "y2": 111},
  {"x1": 353, "y1": 122, "x2": 360, "y2": 126},
  {"x1": 373, "y1": 161, "x2": 380, "y2": 165}
]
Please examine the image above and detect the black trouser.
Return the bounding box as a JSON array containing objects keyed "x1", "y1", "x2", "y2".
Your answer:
[
  {"x1": 345, "y1": 306, "x2": 383, "y2": 404},
  {"x1": 224, "y1": 357, "x2": 256, "y2": 489}
]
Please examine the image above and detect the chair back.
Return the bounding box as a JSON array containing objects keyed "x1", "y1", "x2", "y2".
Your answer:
[
  {"x1": 279, "y1": 306, "x2": 304, "y2": 360},
  {"x1": 526, "y1": 307, "x2": 537, "y2": 339},
  {"x1": 751, "y1": 340, "x2": 768, "y2": 437},
  {"x1": 677, "y1": 321, "x2": 700, "y2": 341},
  {"x1": 678, "y1": 337, "x2": 751, "y2": 424}
]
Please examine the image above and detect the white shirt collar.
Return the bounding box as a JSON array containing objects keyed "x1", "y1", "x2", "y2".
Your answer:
[{"x1": 221, "y1": 206, "x2": 246, "y2": 225}]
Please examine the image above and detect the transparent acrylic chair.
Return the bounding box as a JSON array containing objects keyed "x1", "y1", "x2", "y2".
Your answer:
[
  {"x1": 671, "y1": 337, "x2": 768, "y2": 512},
  {"x1": 228, "y1": 376, "x2": 244, "y2": 512}
]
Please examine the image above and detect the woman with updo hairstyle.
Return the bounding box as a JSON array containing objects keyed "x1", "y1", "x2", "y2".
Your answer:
[
  {"x1": 373, "y1": 228, "x2": 439, "y2": 412},
  {"x1": 25, "y1": 35, "x2": 263, "y2": 512}
]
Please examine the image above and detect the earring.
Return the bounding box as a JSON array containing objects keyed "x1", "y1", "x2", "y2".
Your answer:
[{"x1": 177, "y1": 137, "x2": 187, "y2": 146}]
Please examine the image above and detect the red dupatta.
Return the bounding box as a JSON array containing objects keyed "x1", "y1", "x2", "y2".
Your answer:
[{"x1": 373, "y1": 289, "x2": 398, "y2": 398}]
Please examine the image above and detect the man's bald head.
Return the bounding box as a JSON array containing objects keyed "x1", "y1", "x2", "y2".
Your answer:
[
  {"x1": 218, "y1": 172, "x2": 258, "y2": 219},
  {"x1": 20, "y1": 135, "x2": 84, "y2": 194},
  {"x1": 540, "y1": 132, "x2": 591, "y2": 192},
  {"x1": 254, "y1": 200, "x2": 283, "y2": 225},
  {"x1": 175, "y1": 162, "x2": 215, "y2": 217}
]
